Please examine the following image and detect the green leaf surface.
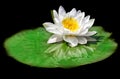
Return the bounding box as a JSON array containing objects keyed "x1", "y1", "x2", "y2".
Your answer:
[{"x1": 4, "y1": 26, "x2": 117, "y2": 68}]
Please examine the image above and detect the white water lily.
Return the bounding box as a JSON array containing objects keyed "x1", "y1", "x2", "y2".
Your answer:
[{"x1": 43, "y1": 6, "x2": 97, "y2": 47}]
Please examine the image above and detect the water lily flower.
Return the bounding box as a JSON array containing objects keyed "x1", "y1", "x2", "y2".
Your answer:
[{"x1": 43, "y1": 6, "x2": 97, "y2": 47}]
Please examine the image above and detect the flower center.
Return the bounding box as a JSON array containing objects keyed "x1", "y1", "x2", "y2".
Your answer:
[{"x1": 62, "y1": 17, "x2": 79, "y2": 32}]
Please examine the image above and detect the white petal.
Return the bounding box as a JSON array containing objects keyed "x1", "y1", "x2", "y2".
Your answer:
[
  {"x1": 82, "y1": 15, "x2": 90, "y2": 24},
  {"x1": 86, "y1": 37, "x2": 97, "y2": 41},
  {"x1": 69, "y1": 8, "x2": 76, "y2": 17},
  {"x1": 83, "y1": 19, "x2": 95, "y2": 30},
  {"x1": 47, "y1": 34, "x2": 63, "y2": 43},
  {"x1": 75, "y1": 12, "x2": 85, "y2": 22},
  {"x1": 53, "y1": 18, "x2": 60, "y2": 24},
  {"x1": 81, "y1": 15, "x2": 90, "y2": 29},
  {"x1": 53, "y1": 10, "x2": 60, "y2": 24},
  {"x1": 78, "y1": 37, "x2": 87, "y2": 44},
  {"x1": 63, "y1": 28, "x2": 72, "y2": 35},
  {"x1": 79, "y1": 29, "x2": 88, "y2": 36},
  {"x1": 59, "y1": 6, "x2": 66, "y2": 20},
  {"x1": 62, "y1": 27, "x2": 81, "y2": 36},
  {"x1": 43, "y1": 22, "x2": 62, "y2": 35},
  {"x1": 74, "y1": 10, "x2": 81, "y2": 18},
  {"x1": 63, "y1": 36, "x2": 78, "y2": 47},
  {"x1": 84, "y1": 31, "x2": 97, "y2": 36},
  {"x1": 76, "y1": 10, "x2": 81, "y2": 15}
]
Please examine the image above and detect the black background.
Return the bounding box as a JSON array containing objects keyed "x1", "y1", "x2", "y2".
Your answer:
[{"x1": 1, "y1": 0, "x2": 120, "y2": 78}]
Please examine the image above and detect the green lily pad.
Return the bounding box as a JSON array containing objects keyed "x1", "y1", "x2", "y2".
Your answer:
[{"x1": 4, "y1": 26, "x2": 117, "y2": 68}]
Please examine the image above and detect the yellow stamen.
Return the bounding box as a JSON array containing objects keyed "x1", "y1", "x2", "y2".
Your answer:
[{"x1": 62, "y1": 17, "x2": 79, "y2": 32}]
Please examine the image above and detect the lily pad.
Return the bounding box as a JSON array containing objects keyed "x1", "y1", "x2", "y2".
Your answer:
[{"x1": 4, "y1": 26, "x2": 117, "y2": 68}]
